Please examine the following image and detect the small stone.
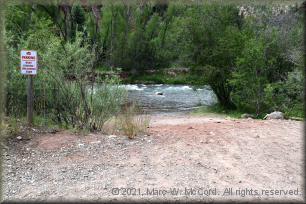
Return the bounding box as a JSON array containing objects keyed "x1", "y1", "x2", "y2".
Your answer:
[
  {"x1": 209, "y1": 118, "x2": 212, "y2": 120},
  {"x1": 209, "y1": 132, "x2": 215, "y2": 136},
  {"x1": 90, "y1": 141, "x2": 101, "y2": 144},
  {"x1": 254, "y1": 135, "x2": 260, "y2": 138},
  {"x1": 17, "y1": 136, "x2": 22, "y2": 140},
  {"x1": 241, "y1": 113, "x2": 254, "y2": 119},
  {"x1": 109, "y1": 135, "x2": 117, "y2": 138},
  {"x1": 289, "y1": 177, "x2": 294, "y2": 181}
]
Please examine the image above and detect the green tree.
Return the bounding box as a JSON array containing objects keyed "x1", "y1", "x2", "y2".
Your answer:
[
  {"x1": 178, "y1": 2, "x2": 244, "y2": 105},
  {"x1": 69, "y1": 4, "x2": 86, "y2": 42},
  {"x1": 229, "y1": 39, "x2": 269, "y2": 116}
]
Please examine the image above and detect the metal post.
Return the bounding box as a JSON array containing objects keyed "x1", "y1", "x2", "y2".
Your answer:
[{"x1": 27, "y1": 75, "x2": 33, "y2": 124}]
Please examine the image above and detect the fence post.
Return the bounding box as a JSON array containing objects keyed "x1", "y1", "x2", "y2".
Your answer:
[{"x1": 27, "y1": 75, "x2": 33, "y2": 124}]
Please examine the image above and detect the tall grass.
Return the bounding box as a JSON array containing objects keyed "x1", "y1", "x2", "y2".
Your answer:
[
  {"x1": 115, "y1": 94, "x2": 151, "y2": 139},
  {"x1": 9, "y1": 116, "x2": 21, "y2": 136}
]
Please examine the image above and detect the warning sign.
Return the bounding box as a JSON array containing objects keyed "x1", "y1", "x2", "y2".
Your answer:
[{"x1": 20, "y1": 50, "x2": 37, "y2": 75}]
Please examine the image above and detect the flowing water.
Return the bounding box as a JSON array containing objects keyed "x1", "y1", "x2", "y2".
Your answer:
[{"x1": 119, "y1": 84, "x2": 217, "y2": 114}]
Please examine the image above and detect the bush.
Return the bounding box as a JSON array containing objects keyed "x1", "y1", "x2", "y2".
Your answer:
[
  {"x1": 264, "y1": 68, "x2": 304, "y2": 118},
  {"x1": 4, "y1": 14, "x2": 128, "y2": 132}
]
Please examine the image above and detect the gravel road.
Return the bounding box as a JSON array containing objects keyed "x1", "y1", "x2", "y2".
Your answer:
[{"x1": 1, "y1": 113, "x2": 305, "y2": 203}]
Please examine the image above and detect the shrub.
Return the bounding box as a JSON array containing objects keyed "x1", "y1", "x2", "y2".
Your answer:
[
  {"x1": 264, "y1": 68, "x2": 304, "y2": 118},
  {"x1": 4, "y1": 14, "x2": 128, "y2": 132}
]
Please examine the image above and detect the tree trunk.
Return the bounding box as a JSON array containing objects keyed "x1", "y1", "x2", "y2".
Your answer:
[
  {"x1": 90, "y1": 12, "x2": 96, "y2": 44},
  {"x1": 161, "y1": 24, "x2": 168, "y2": 48},
  {"x1": 125, "y1": 5, "x2": 131, "y2": 38},
  {"x1": 63, "y1": 5, "x2": 68, "y2": 42}
]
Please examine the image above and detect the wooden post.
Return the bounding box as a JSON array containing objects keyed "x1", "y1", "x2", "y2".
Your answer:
[{"x1": 27, "y1": 75, "x2": 33, "y2": 124}]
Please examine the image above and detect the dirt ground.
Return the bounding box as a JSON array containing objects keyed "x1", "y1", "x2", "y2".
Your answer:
[{"x1": 1, "y1": 112, "x2": 305, "y2": 203}]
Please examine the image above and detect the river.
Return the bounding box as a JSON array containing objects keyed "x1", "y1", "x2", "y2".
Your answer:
[{"x1": 120, "y1": 84, "x2": 217, "y2": 114}]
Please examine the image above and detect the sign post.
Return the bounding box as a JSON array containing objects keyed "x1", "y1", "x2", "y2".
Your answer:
[{"x1": 20, "y1": 50, "x2": 37, "y2": 124}]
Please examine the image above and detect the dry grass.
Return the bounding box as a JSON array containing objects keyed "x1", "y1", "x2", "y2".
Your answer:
[{"x1": 115, "y1": 95, "x2": 151, "y2": 139}]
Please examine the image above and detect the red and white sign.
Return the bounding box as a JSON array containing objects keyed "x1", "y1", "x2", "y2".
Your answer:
[{"x1": 20, "y1": 50, "x2": 37, "y2": 75}]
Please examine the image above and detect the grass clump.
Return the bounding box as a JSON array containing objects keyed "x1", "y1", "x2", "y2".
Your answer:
[
  {"x1": 9, "y1": 116, "x2": 22, "y2": 136},
  {"x1": 115, "y1": 100, "x2": 151, "y2": 139},
  {"x1": 1, "y1": 115, "x2": 9, "y2": 137}
]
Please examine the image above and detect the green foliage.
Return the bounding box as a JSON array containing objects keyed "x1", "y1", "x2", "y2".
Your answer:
[
  {"x1": 69, "y1": 4, "x2": 87, "y2": 42},
  {"x1": 89, "y1": 72, "x2": 128, "y2": 132},
  {"x1": 4, "y1": 29, "x2": 28, "y2": 116},
  {"x1": 228, "y1": 4, "x2": 302, "y2": 116},
  {"x1": 229, "y1": 39, "x2": 269, "y2": 116},
  {"x1": 263, "y1": 68, "x2": 304, "y2": 118},
  {"x1": 4, "y1": 13, "x2": 128, "y2": 131},
  {"x1": 4, "y1": 1, "x2": 305, "y2": 123},
  {"x1": 179, "y1": 2, "x2": 245, "y2": 104},
  {"x1": 9, "y1": 116, "x2": 21, "y2": 136}
]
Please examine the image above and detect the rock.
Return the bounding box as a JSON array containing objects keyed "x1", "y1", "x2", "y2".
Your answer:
[
  {"x1": 48, "y1": 129, "x2": 58, "y2": 134},
  {"x1": 209, "y1": 132, "x2": 215, "y2": 136},
  {"x1": 109, "y1": 135, "x2": 117, "y2": 138},
  {"x1": 90, "y1": 141, "x2": 101, "y2": 144},
  {"x1": 155, "y1": 92, "x2": 163, "y2": 95},
  {"x1": 241, "y1": 113, "x2": 254, "y2": 119},
  {"x1": 16, "y1": 136, "x2": 22, "y2": 140},
  {"x1": 266, "y1": 111, "x2": 285, "y2": 120}
]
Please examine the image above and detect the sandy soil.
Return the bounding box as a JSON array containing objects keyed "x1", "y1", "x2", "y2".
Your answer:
[{"x1": 1, "y1": 112, "x2": 305, "y2": 203}]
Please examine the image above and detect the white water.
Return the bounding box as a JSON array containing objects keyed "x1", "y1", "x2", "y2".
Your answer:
[{"x1": 119, "y1": 84, "x2": 217, "y2": 114}]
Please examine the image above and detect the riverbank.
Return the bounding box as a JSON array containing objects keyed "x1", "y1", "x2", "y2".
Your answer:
[
  {"x1": 125, "y1": 68, "x2": 190, "y2": 85},
  {"x1": 74, "y1": 68, "x2": 191, "y2": 85}
]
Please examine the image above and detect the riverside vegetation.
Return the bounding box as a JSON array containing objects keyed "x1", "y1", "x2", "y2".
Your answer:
[{"x1": 2, "y1": 1, "x2": 305, "y2": 137}]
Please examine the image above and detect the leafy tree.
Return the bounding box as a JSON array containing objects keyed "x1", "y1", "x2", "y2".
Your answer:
[
  {"x1": 264, "y1": 68, "x2": 304, "y2": 118},
  {"x1": 228, "y1": 4, "x2": 303, "y2": 116},
  {"x1": 178, "y1": 2, "x2": 245, "y2": 105},
  {"x1": 229, "y1": 39, "x2": 269, "y2": 116},
  {"x1": 69, "y1": 4, "x2": 86, "y2": 42}
]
